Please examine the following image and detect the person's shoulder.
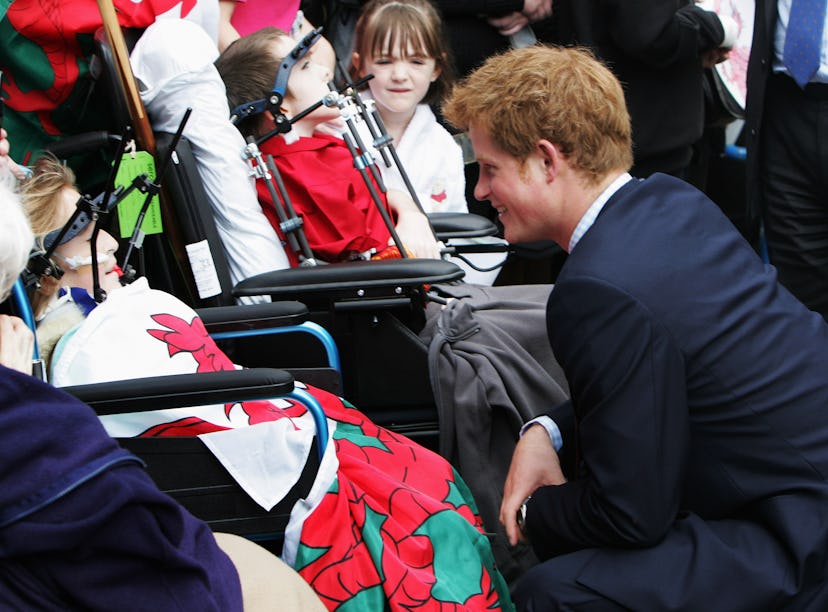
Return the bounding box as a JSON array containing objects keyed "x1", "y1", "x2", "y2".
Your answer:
[
  {"x1": 607, "y1": 173, "x2": 707, "y2": 216},
  {"x1": 131, "y1": 18, "x2": 220, "y2": 99},
  {"x1": 642, "y1": 172, "x2": 695, "y2": 190},
  {"x1": 641, "y1": 173, "x2": 731, "y2": 223},
  {"x1": 295, "y1": 132, "x2": 346, "y2": 149},
  {"x1": 312, "y1": 132, "x2": 346, "y2": 144}
]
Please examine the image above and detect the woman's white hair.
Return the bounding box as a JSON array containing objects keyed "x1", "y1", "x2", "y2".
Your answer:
[{"x1": 0, "y1": 181, "x2": 34, "y2": 301}]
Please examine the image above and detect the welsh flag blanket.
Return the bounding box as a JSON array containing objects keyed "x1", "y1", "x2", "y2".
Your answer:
[
  {"x1": 49, "y1": 279, "x2": 514, "y2": 611},
  {"x1": 0, "y1": 0, "x2": 216, "y2": 165}
]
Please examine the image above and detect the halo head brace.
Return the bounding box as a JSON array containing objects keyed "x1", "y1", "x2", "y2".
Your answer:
[
  {"x1": 41, "y1": 190, "x2": 120, "y2": 252},
  {"x1": 229, "y1": 27, "x2": 324, "y2": 132}
]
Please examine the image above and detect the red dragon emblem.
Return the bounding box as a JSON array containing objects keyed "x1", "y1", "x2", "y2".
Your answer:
[{"x1": 138, "y1": 312, "x2": 308, "y2": 435}]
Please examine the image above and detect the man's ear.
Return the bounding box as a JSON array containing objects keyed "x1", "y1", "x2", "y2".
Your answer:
[
  {"x1": 351, "y1": 51, "x2": 361, "y2": 74},
  {"x1": 537, "y1": 139, "x2": 561, "y2": 182}
]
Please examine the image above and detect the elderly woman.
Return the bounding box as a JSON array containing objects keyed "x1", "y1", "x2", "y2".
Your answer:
[
  {"x1": 0, "y1": 132, "x2": 35, "y2": 374},
  {"x1": 19, "y1": 153, "x2": 514, "y2": 611}
]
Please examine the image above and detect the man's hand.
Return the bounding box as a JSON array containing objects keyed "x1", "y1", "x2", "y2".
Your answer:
[
  {"x1": 0, "y1": 314, "x2": 34, "y2": 375},
  {"x1": 702, "y1": 47, "x2": 731, "y2": 68},
  {"x1": 386, "y1": 189, "x2": 442, "y2": 259},
  {"x1": 487, "y1": 12, "x2": 530, "y2": 36},
  {"x1": 522, "y1": 0, "x2": 553, "y2": 22},
  {"x1": 488, "y1": 0, "x2": 552, "y2": 34},
  {"x1": 0, "y1": 128, "x2": 27, "y2": 182},
  {"x1": 500, "y1": 423, "x2": 567, "y2": 546}
]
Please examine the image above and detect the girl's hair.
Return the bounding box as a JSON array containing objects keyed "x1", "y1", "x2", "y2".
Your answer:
[
  {"x1": 21, "y1": 153, "x2": 77, "y2": 242},
  {"x1": 0, "y1": 181, "x2": 34, "y2": 302},
  {"x1": 350, "y1": 0, "x2": 454, "y2": 105}
]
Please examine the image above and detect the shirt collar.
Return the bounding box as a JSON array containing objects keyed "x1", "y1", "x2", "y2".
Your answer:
[{"x1": 568, "y1": 172, "x2": 632, "y2": 252}]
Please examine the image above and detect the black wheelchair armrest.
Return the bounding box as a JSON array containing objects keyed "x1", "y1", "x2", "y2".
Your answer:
[
  {"x1": 196, "y1": 301, "x2": 309, "y2": 334},
  {"x1": 429, "y1": 212, "x2": 498, "y2": 240},
  {"x1": 44, "y1": 131, "x2": 123, "y2": 159},
  {"x1": 232, "y1": 258, "x2": 465, "y2": 301},
  {"x1": 62, "y1": 368, "x2": 295, "y2": 415}
]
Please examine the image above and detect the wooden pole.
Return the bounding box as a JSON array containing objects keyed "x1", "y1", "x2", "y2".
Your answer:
[
  {"x1": 95, "y1": 0, "x2": 155, "y2": 153},
  {"x1": 94, "y1": 0, "x2": 198, "y2": 304}
]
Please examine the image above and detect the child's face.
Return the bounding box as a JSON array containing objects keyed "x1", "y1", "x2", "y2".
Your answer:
[
  {"x1": 53, "y1": 187, "x2": 122, "y2": 295},
  {"x1": 359, "y1": 36, "x2": 439, "y2": 117},
  {"x1": 270, "y1": 36, "x2": 339, "y2": 126}
]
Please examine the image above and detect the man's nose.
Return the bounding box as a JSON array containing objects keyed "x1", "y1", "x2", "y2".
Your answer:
[{"x1": 473, "y1": 176, "x2": 489, "y2": 202}]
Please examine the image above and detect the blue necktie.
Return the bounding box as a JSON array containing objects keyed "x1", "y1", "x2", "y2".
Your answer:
[{"x1": 784, "y1": 0, "x2": 828, "y2": 87}]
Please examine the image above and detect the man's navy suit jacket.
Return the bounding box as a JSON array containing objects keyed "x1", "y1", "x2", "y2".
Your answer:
[{"x1": 530, "y1": 174, "x2": 828, "y2": 610}]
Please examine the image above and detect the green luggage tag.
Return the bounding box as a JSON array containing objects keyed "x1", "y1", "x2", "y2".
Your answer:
[{"x1": 115, "y1": 149, "x2": 163, "y2": 238}]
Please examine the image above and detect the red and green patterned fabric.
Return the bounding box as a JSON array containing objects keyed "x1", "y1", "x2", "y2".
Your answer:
[
  {"x1": 0, "y1": 0, "x2": 198, "y2": 168},
  {"x1": 49, "y1": 280, "x2": 515, "y2": 611},
  {"x1": 295, "y1": 398, "x2": 514, "y2": 611}
]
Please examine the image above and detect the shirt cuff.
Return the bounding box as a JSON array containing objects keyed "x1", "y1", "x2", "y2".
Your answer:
[
  {"x1": 520, "y1": 415, "x2": 563, "y2": 452},
  {"x1": 716, "y1": 13, "x2": 738, "y2": 49}
]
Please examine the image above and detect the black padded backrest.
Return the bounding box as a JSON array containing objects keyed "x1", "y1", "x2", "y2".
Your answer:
[
  {"x1": 154, "y1": 132, "x2": 236, "y2": 307},
  {"x1": 92, "y1": 27, "x2": 234, "y2": 308},
  {"x1": 92, "y1": 27, "x2": 144, "y2": 133}
]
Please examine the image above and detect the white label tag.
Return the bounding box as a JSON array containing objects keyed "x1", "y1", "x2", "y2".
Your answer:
[{"x1": 185, "y1": 240, "x2": 222, "y2": 299}]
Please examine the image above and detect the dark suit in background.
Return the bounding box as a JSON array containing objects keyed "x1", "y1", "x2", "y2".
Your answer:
[
  {"x1": 745, "y1": 0, "x2": 828, "y2": 320},
  {"x1": 518, "y1": 174, "x2": 828, "y2": 610},
  {"x1": 433, "y1": 0, "x2": 515, "y2": 78},
  {"x1": 542, "y1": 1, "x2": 726, "y2": 183}
]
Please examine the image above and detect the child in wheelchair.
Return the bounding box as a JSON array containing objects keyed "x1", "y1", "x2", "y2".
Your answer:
[
  {"x1": 7, "y1": 16, "x2": 567, "y2": 584},
  {"x1": 216, "y1": 26, "x2": 442, "y2": 265}
]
